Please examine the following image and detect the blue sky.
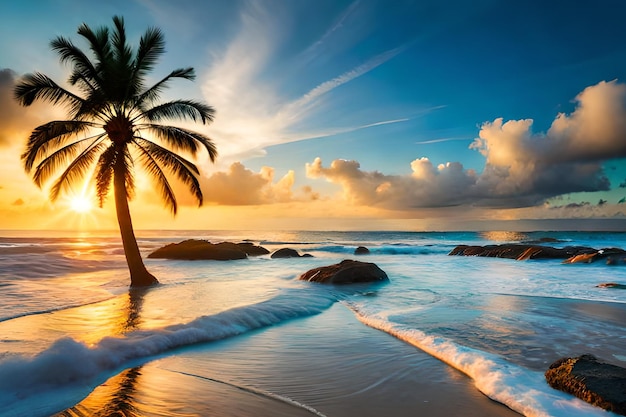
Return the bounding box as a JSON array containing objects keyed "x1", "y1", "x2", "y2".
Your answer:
[{"x1": 2, "y1": 0, "x2": 626, "y2": 230}]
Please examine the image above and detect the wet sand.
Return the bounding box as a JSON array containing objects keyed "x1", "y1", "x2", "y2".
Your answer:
[{"x1": 58, "y1": 303, "x2": 522, "y2": 417}]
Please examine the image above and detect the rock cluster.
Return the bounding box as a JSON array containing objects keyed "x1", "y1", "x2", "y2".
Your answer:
[
  {"x1": 545, "y1": 354, "x2": 626, "y2": 415},
  {"x1": 449, "y1": 244, "x2": 626, "y2": 263}
]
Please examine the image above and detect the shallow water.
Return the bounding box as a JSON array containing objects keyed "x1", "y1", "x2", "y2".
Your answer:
[{"x1": 0, "y1": 230, "x2": 625, "y2": 417}]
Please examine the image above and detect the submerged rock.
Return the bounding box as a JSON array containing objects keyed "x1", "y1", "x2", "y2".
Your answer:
[
  {"x1": 545, "y1": 354, "x2": 626, "y2": 415},
  {"x1": 270, "y1": 248, "x2": 312, "y2": 258},
  {"x1": 148, "y1": 239, "x2": 269, "y2": 260},
  {"x1": 299, "y1": 259, "x2": 388, "y2": 284}
]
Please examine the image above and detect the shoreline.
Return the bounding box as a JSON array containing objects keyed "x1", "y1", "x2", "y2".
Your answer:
[{"x1": 57, "y1": 303, "x2": 521, "y2": 417}]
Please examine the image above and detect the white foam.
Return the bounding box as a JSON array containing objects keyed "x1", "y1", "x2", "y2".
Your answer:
[
  {"x1": 344, "y1": 302, "x2": 620, "y2": 417},
  {"x1": 0, "y1": 288, "x2": 336, "y2": 417}
]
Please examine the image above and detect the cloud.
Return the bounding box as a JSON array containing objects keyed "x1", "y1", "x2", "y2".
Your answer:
[
  {"x1": 0, "y1": 68, "x2": 64, "y2": 148},
  {"x1": 306, "y1": 80, "x2": 626, "y2": 210},
  {"x1": 198, "y1": 162, "x2": 302, "y2": 205},
  {"x1": 306, "y1": 157, "x2": 479, "y2": 209},
  {"x1": 416, "y1": 136, "x2": 473, "y2": 145},
  {"x1": 199, "y1": 2, "x2": 407, "y2": 165},
  {"x1": 299, "y1": 0, "x2": 362, "y2": 61},
  {"x1": 0, "y1": 69, "x2": 28, "y2": 146}
]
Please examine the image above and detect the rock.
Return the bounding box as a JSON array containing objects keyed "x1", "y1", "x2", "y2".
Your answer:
[
  {"x1": 299, "y1": 259, "x2": 389, "y2": 284},
  {"x1": 448, "y1": 244, "x2": 624, "y2": 262},
  {"x1": 148, "y1": 239, "x2": 268, "y2": 260},
  {"x1": 215, "y1": 241, "x2": 270, "y2": 256},
  {"x1": 354, "y1": 246, "x2": 370, "y2": 255},
  {"x1": 270, "y1": 248, "x2": 311, "y2": 258},
  {"x1": 562, "y1": 252, "x2": 598, "y2": 264},
  {"x1": 545, "y1": 354, "x2": 626, "y2": 415},
  {"x1": 597, "y1": 283, "x2": 626, "y2": 289}
]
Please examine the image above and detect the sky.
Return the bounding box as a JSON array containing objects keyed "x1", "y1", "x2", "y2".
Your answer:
[{"x1": 2, "y1": 0, "x2": 626, "y2": 231}]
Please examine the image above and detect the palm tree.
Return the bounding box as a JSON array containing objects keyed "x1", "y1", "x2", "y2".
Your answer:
[{"x1": 14, "y1": 16, "x2": 217, "y2": 286}]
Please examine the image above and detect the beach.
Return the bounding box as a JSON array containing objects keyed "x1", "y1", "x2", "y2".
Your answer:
[
  {"x1": 55, "y1": 303, "x2": 521, "y2": 417},
  {"x1": 1, "y1": 230, "x2": 625, "y2": 416}
]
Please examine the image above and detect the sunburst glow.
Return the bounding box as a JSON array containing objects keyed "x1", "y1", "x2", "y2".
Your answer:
[{"x1": 69, "y1": 196, "x2": 93, "y2": 213}]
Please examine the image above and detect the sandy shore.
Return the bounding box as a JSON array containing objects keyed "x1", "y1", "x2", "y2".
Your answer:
[{"x1": 57, "y1": 303, "x2": 521, "y2": 417}]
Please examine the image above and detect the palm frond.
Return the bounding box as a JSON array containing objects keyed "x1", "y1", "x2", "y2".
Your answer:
[
  {"x1": 94, "y1": 145, "x2": 117, "y2": 207},
  {"x1": 125, "y1": 148, "x2": 136, "y2": 200},
  {"x1": 22, "y1": 120, "x2": 97, "y2": 172},
  {"x1": 50, "y1": 37, "x2": 100, "y2": 89},
  {"x1": 134, "y1": 67, "x2": 195, "y2": 108},
  {"x1": 113, "y1": 147, "x2": 136, "y2": 201},
  {"x1": 132, "y1": 140, "x2": 178, "y2": 213},
  {"x1": 131, "y1": 26, "x2": 165, "y2": 92},
  {"x1": 68, "y1": 68, "x2": 97, "y2": 95},
  {"x1": 141, "y1": 124, "x2": 217, "y2": 161},
  {"x1": 111, "y1": 16, "x2": 132, "y2": 68},
  {"x1": 33, "y1": 139, "x2": 106, "y2": 188},
  {"x1": 14, "y1": 72, "x2": 85, "y2": 109},
  {"x1": 133, "y1": 138, "x2": 203, "y2": 206},
  {"x1": 142, "y1": 99, "x2": 215, "y2": 125},
  {"x1": 48, "y1": 140, "x2": 106, "y2": 201},
  {"x1": 76, "y1": 23, "x2": 111, "y2": 69}
]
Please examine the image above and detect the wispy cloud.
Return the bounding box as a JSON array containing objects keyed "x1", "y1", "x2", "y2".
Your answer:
[
  {"x1": 199, "y1": 2, "x2": 407, "y2": 166},
  {"x1": 416, "y1": 137, "x2": 473, "y2": 145},
  {"x1": 300, "y1": 0, "x2": 362, "y2": 61},
  {"x1": 278, "y1": 46, "x2": 405, "y2": 124}
]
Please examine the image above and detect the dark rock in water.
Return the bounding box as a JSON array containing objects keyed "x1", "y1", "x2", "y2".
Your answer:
[
  {"x1": 270, "y1": 248, "x2": 312, "y2": 258},
  {"x1": 597, "y1": 282, "x2": 626, "y2": 289},
  {"x1": 545, "y1": 354, "x2": 626, "y2": 415},
  {"x1": 299, "y1": 259, "x2": 388, "y2": 284},
  {"x1": 354, "y1": 246, "x2": 370, "y2": 255},
  {"x1": 448, "y1": 244, "x2": 626, "y2": 262},
  {"x1": 218, "y1": 241, "x2": 269, "y2": 256},
  {"x1": 148, "y1": 239, "x2": 268, "y2": 260},
  {"x1": 538, "y1": 237, "x2": 562, "y2": 243}
]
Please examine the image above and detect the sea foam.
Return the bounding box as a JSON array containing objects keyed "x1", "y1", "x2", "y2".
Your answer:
[
  {"x1": 345, "y1": 302, "x2": 620, "y2": 417},
  {"x1": 0, "y1": 288, "x2": 337, "y2": 417}
]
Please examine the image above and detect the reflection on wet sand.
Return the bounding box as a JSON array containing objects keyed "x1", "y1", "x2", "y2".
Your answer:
[
  {"x1": 55, "y1": 289, "x2": 147, "y2": 417},
  {"x1": 56, "y1": 367, "x2": 143, "y2": 417}
]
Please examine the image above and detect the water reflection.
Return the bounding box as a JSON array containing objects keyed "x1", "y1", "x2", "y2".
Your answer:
[
  {"x1": 55, "y1": 289, "x2": 148, "y2": 417},
  {"x1": 480, "y1": 231, "x2": 529, "y2": 242},
  {"x1": 56, "y1": 367, "x2": 143, "y2": 417},
  {"x1": 123, "y1": 288, "x2": 147, "y2": 332}
]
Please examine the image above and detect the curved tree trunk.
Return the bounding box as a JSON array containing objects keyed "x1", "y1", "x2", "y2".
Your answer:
[{"x1": 114, "y1": 160, "x2": 158, "y2": 287}]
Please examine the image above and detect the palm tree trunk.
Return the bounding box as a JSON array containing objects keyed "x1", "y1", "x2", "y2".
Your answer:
[{"x1": 114, "y1": 161, "x2": 158, "y2": 287}]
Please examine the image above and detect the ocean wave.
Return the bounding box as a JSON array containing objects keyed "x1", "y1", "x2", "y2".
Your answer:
[
  {"x1": 306, "y1": 244, "x2": 452, "y2": 256},
  {"x1": 344, "y1": 302, "x2": 619, "y2": 417},
  {"x1": 0, "y1": 288, "x2": 337, "y2": 417}
]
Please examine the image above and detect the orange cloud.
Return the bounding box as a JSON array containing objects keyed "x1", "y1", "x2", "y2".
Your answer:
[{"x1": 198, "y1": 162, "x2": 299, "y2": 205}]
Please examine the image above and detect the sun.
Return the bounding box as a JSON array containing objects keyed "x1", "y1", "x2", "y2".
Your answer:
[{"x1": 69, "y1": 196, "x2": 93, "y2": 213}]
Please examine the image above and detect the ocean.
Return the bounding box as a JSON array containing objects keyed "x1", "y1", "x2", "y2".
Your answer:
[{"x1": 0, "y1": 230, "x2": 625, "y2": 417}]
